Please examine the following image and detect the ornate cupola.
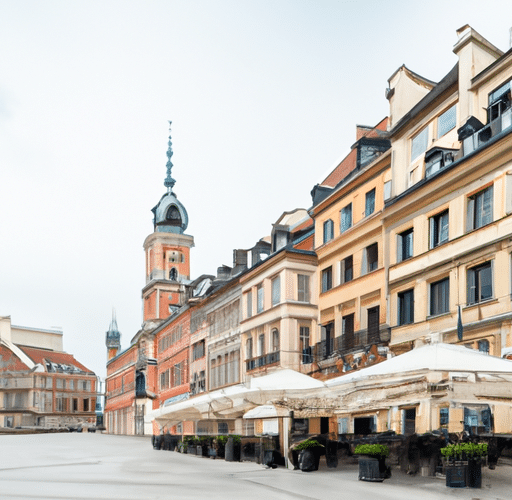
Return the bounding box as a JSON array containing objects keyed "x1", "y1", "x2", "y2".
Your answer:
[
  {"x1": 151, "y1": 122, "x2": 189, "y2": 234},
  {"x1": 106, "y1": 309, "x2": 121, "y2": 360},
  {"x1": 142, "y1": 122, "x2": 195, "y2": 322}
]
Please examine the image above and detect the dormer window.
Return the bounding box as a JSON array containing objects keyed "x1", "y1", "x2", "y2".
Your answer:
[
  {"x1": 488, "y1": 79, "x2": 511, "y2": 122},
  {"x1": 424, "y1": 147, "x2": 457, "y2": 178}
]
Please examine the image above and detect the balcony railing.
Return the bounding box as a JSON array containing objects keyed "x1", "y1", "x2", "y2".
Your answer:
[
  {"x1": 246, "y1": 351, "x2": 280, "y2": 371},
  {"x1": 308, "y1": 326, "x2": 390, "y2": 363}
]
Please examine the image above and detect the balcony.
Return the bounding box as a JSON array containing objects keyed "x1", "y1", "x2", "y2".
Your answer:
[
  {"x1": 459, "y1": 109, "x2": 512, "y2": 157},
  {"x1": 246, "y1": 351, "x2": 280, "y2": 371},
  {"x1": 309, "y1": 326, "x2": 390, "y2": 363}
]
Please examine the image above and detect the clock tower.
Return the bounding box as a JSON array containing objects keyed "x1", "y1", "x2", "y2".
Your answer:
[{"x1": 142, "y1": 123, "x2": 194, "y2": 323}]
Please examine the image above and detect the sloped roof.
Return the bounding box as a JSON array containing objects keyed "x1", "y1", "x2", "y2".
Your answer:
[
  {"x1": 19, "y1": 346, "x2": 94, "y2": 374},
  {"x1": 326, "y1": 343, "x2": 512, "y2": 387}
]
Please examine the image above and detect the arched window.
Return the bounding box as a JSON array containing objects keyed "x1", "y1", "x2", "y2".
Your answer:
[
  {"x1": 169, "y1": 267, "x2": 178, "y2": 281},
  {"x1": 166, "y1": 205, "x2": 182, "y2": 226},
  {"x1": 272, "y1": 328, "x2": 280, "y2": 352},
  {"x1": 135, "y1": 371, "x2": 146, "y2": 397}
]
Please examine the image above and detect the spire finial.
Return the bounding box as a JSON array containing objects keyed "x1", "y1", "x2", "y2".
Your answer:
[{"x1": 164, "y1": 121, "x2": 176, "y2": 193}]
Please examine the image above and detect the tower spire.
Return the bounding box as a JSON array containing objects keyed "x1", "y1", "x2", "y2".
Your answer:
[{"x1": 164, "y1": 121, "x2": 176, "y2": 194}]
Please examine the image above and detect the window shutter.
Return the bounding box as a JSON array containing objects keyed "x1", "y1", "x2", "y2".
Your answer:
[{"x1": 466, "y1": 197, "x2": 475, "y2": 232}]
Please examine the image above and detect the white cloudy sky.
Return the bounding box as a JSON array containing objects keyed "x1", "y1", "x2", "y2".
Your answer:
[{"x1": 1, "y1": 0, "x2": 511, "y2": 378}]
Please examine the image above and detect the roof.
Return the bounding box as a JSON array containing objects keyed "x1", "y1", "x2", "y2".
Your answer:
[
  {"x1": 326, "y1": 343, "x2": 512, "y2": 387},
  {"x1": 19, "y1": 346, "x2": 94, "y2": 374}
]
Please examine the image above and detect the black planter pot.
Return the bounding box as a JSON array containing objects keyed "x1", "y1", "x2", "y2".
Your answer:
[
  {"x1": 325, "y1": 440, "x2": 338, "y2": 469},
  {"x1": 467, "y1": 459, "x2": 482, "y2": 488},
  {"x1": 445, "y1": 462, "x2": 467, "y2": 488},
  {"x1": 298, "y1": 449, "x2": 320, "y2": 472},
  {"x1": 358, "y1": 456, "x2": 385, "y2": 482}
]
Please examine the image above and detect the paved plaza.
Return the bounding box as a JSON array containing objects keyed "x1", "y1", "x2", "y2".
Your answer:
[{"x1": 0, "y1": 433, "x2": 510, "y2": 499}]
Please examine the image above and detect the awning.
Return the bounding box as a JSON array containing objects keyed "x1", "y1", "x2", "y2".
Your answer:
[
  {"x1": 243, "y1": 404, "x2": 290, "y2": 419},
  {"x1": 145, "y1": 368, "x2": 325, "y2": 427}
]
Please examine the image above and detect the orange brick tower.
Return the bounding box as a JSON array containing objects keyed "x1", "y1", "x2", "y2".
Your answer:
[{"x1": 142, "y1": 122, "x2": 194, "y2": 323}]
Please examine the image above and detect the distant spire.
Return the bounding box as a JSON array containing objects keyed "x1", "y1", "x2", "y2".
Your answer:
[
  {"x1": 164, "y1": 121, "x2": 176, "y2": 194},
  {"x1": 109, "y1": 308, "x2": 119, "y2": 333}
]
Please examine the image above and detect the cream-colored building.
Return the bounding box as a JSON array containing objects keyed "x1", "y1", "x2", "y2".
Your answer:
[
  {"x1": 384, "y1": 25, "x2": 512, "y2": 357},
  {"x1": 310, "y1": 122, "x2": 392, "y2": 379}
]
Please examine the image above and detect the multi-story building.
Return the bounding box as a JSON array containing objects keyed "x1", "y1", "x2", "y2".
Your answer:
[
  {"x1": 309, "y1": 121, "x2": 391, "y2": 380},
  {"x1": 384, "y1": 25, "x2": 512, "y2": 358},
  {"x1": 0, "y1": 316, "x2": 97, "y2": 429}
]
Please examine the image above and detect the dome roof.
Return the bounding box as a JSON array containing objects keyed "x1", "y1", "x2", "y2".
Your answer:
[{"x1": 152, "y1": 192, "x2": 189, "y2": 234}]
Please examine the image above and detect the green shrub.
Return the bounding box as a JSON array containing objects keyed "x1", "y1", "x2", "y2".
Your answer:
[
  {"x1": 440, "y1": 442, "x2": 487, "y2": 459},
  {"x1": 295, "y1": 439, "x2": 325, "y2": 451},
  {"x1": 232, "y1": 435, "x2": 241, "y2": 445},
  {"x1": 354, "y1": 444, "x2": 389, "y2": 458},
  {"x1": 216, "y1": 435, "x2": 229, "y2": 446}
]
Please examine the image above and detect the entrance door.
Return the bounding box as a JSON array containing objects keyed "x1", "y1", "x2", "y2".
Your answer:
[{"x1": 135, "y1": 404, "x2": 145, "y2": 435}]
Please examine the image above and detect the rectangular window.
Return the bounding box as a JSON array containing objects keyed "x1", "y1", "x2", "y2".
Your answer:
[
  {"x1": 256, "y1": 284, "x2": 264, "y2": 313},
  {"x1": 258, "y1": 334, "x2": 265, "y2": 356},
  {"x1": 398, "y1": 289, "x2": 414, "y2": 325},
  {"x1": 384, "y1": 180, "x2": 392, "y2": 200},
  {"x1": 68, "y1": 380, "x2": 74, "y2": 390},
  {"x1": 83, "y1": 399, "x2": 89, "y2": 412},
  {"x1": 467, "y1": 185, "x2": 493, "y2": 231},
  {"x1": 56, "y1": 378, "x2": 63, "y2": 389},
  {"x1": 364, "y1": 243, "x2": 378, "y2": 273},
  {"x1": 174, "y1": 363, "x2": 182, "y2": 387},
  {"x1": 321, "y1": 266, "x2": 333, "y2": 293},
  {"x1": 365, "y1": 188, "x2": 376, "y2": 217},
  {"x1": 297, "y1": 274, "x2": 310, "y2": 302},
  {"x1": 340, "y1": 203, "x2": 352, "y2": 233},
  {"x1": 246, "y1": 337, "x2": 253, "y2": 359},
  {"x1": 342, "y1": 313, "x2": 355, "y2": 350},
  {"x1": 411, "y1": 127, "x2": 428, "y2": 161},
  {"x1": 271, "y1": 276, "x2": 280, "y2": 306},
  {"x1": 467, "y1": 262, "x2": 493, "y2": 304},
  {"x1": 438, "y1": 105, "x2": 456, "y2": 138},
  {"x1": 430, "y1": 210, "x2": 449, "y2": 248},
  {"x1": 397, "y1": 228, "x2": 413, "y2": 262},
  {"x1": 246, "y1": 291, "x2": 252, "y2": 318},
  {"x1": 323, "y1": 219, "x2": 334, "y2": 244},
  {"x1": 300, "y1": 326, "x2": 310, "y2": 363},
  {"x1": 341, "y1": 255, "x2": 353, "y2": 284},
  {"x1": 439, "y1": 407, "x2": 449, "y2": 426},
  {"x1": 430, "y1": 278, "x2": 449, "y2": 316}
]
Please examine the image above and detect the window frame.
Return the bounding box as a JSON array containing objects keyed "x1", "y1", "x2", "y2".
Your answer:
[
  {"x1": 430, "y1": 277, "x2": 450, "y2": 317},
  {"x1": 429, "y1": 210, "x2": 449, "y2": 249},
  {"x1": 340, "y1": 203, "x2": 352, "y2": 233},
  {"x1": 271, "y1": 275, "x2": 281, "y2": 306},
  {"x1": 321, "y1": 266, "x2": 333, "y2": 293},
  {"x1": 397, "y1": 228, "x2": 413, "y2": 262},
  {"x1": 323, "y1": 219, "x2": 334, "y2": 244},
  {"x1": 467, "y1": 261, "x2": 493, "y2": 305},
  {"x1": 411, "y1": 126, "x2": 429, "y2": 161},
  {"x1": 365, "y1": 188, "x2": 376, "y2": 217},
  {"x1": 467, "y1": 185, "x2": 493, "y2": 232},
  {"x1": 437, "y1": 104, "x2": 456, "y2": 138},
  {"x1": 340, "y1": 255, "x2": 353, "y2": 284},
  {"x1": 398, "y1": 289, "x2": 414, "y2": 326},
  {"x1": 256, "y1": 284, "x2": 264, "y2": 313},
  {"x1": 297, "y1": 274, "x2": 310, "y2": 302}
]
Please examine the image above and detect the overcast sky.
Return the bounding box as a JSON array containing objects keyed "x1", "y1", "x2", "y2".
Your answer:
[{"x1": 1, "y1": 1, "x2": 512, "y2": 378}]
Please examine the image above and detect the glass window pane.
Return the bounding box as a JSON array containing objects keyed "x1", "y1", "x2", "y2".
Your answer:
[
  {"x1": 438, "y1": 105, "x2": 456, "y2": 138},
  {"x1": 411, "y1": 127, "x2": 428, "y2": 161}
]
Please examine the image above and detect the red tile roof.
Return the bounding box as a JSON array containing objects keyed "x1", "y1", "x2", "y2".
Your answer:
[{"x1": 19, "y1": 346, "x2": 94, "y2": 374}]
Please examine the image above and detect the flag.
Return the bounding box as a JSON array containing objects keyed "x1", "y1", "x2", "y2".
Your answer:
[{"x1": 457, "y1": 305, "x2": 463, "y2": 341}]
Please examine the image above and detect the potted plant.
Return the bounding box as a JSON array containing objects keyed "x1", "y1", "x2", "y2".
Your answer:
[
  {"x1": 295, "y1": 439, "x2": 325, "y2": 472},
  {"x1": 215, "y1": 435, "x2": 228, "y2": 459},
  {"x1": 441, "y1": 442, "x2": 487, "y2": 488},
  {"x1": 354, "y1": 444, "x2": 390, "y2": 482}
]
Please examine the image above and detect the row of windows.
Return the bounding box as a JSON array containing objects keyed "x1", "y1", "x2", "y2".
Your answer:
[
  {"x1": 321, "y1": 243, "x2": 378, "y2": 293},
  {"x1": 158, "y1": 324, "x2": 183, "y2": 352},
  {"x1": 397, "y1": 261, "x2": 493, "y2": 326},
  {"x1": 210, "y1": 351, "x2": 240, "y2": 389},
  {"x1": 323, "y1": 188, "x2": 377, "y2": 244},
  {"x1": 55, "y1": 396, "x2": 92, "y2": 412},
  {"x1": 54, "y1": 379, "x2": 91, "y2": 391},
  {"x1": 397, "y1": 185, "x2": 493, "y2": 263},
  {"x1": 246, "y1": 274, "x2": 310, "y2": 317},
  {"x1": 159, "y1": 361, "x2": 185, "y2": 390},
  {"x1": 245, "y1": 329, "x2": 280, "y2": 359}
]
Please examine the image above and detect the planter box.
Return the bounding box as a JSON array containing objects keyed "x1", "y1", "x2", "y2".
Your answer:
[
  {"x1": 358, "y1": 456, "x2": 384, "y2": 482},
  {"x1": 467, "y1": 459, "x2": 482, "y2": 488},
  {"x1": 298, "y1": 449, "x2": 320, "y2": 472}
]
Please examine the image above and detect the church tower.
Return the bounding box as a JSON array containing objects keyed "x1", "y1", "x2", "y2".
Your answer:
[
  {"x1": 105, "y1": 309, "x2": 121, "y2": 360},
  {"x1": 142, "y1": 123, "x2": 194, "y2": 322}
]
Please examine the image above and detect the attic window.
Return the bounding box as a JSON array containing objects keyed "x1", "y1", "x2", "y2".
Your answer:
[
  {"x1": 424, "y1": 148, "x2": 456, "y2": 178},
  {"x1": 488, "y1": 79, "x2": 511, "y2": 122},
  {"x1": 411, "y1": 127, "x2": 428, "y2": 162}
]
